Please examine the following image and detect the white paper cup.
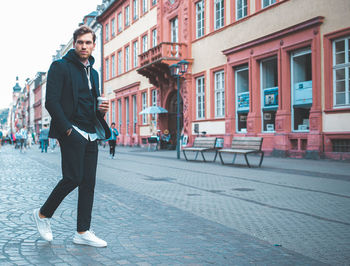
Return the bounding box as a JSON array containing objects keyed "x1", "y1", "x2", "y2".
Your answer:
[{"x1": 97, "y1": 97, "x2": 107, "y2": 107}]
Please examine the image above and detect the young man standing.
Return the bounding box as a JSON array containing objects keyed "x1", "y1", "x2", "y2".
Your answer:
[{"x1": 33, "y1": 26, "x2": 111, "y2": 247}]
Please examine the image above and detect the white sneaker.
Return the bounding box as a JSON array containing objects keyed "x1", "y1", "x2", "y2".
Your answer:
[
  {"x1": 73, "y1": 231, "x2": 107, "y2": 247},
  {"x1": 33, "y1": 208, "x2": 53, "y2": 241}
]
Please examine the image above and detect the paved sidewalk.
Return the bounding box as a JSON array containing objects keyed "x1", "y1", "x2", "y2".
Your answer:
[{"x1": 0, "y1": 144, "x2": 349, "y2": 265}]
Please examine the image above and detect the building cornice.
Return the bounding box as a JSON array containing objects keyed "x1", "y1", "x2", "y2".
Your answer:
[{"x1": 223, "y1": 16, "x2": 324, "y2": 55}]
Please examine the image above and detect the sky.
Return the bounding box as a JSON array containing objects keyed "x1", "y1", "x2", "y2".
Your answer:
[{"x1": 0, "y1": 0, "x2": 102, "y2": 109}]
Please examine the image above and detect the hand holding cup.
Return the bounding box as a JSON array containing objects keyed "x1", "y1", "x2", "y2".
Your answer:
[{"x1": 97, "y1": 96, "x2": 109, "y2": 114}]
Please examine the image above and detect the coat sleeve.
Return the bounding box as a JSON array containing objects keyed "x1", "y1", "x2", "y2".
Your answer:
[{"x1": 45, "y1": 61, "x2": 72, "y2": 136}]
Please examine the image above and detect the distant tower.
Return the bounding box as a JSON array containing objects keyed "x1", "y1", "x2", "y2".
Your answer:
[{"x1": 12, "y1": 76, "x2": 21, "y2": 102}]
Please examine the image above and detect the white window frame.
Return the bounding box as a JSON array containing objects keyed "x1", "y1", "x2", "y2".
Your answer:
[
  {"x1": 142, "y1": 92, "x2": 148, "y2": 124},
  {"x1": 133, "y1": 0, "x2": 139, "y2": 20},
  {"x1": 111, "y1": 18, "x2": 115, "y2": 37},
  {"x1": 125, "y1": 46, "x2": 130, "y2": 72},
  {"x1": 118, "y1": 99, "x2": 122, "y2": 132},
  {"x1": 142, "y1": 35, "x2": 148, "y2": 53},
  {"x1": 171, "y1": 17, "x2": 178, "y2": 43},
  {"x1": 214, "y1": 0, "x2": 224, "y2": 30},
  {"x1": 118, "y1": 12, "x2": 123, "y2": 32},
  {"x1": 111, "y1": 54, "x2": 115, "y2": 77},
  {"x1": 111, "y1": 100, "x2": 115, "y2": 123},
  {"x1": 133, "y1": 41, "x2": 138, "y2": 68},
  {"x1": 152, "y1": 29, "x2": 157, "y2": 47},
  {"x1": 142, "y1": 0, "x2": 148, "y2": 14},
  {"x1": 125, "y1": 97, "x2": 130, "y2": 135},
  {"x1": 214, "y1": 70, "x2": 225, "y2": 117},
  {"x1": 196, "y1": 0, "x2": 204, "y2": 38},
  {"x1": 105, "y1": 23, "x2": 109, "y2": 41},
  {"x1": 118, "y1": 51, "x2": 122, "y2": 75},
  {"x1": 196, "y1": 76, "x2": 205, "y2": 119},
  {"x1": 262, "y1": 0, "x2": 276, "y2": 8},
  {"x1": 333, "y1": 36, "x2": 350, "y2": 107},
  {"x1": 105, "y1": 58, "x2": 110, "y2": 80},
  {"x1": 125, "y1": 5, "x2": 130, "y2": 26},
  {"x1": 151, "y1": 89, "x2": 157, "y2": 120},
  {"x1": 133, "y1": 95, "x2": 137, "y2": 134},
  {"x1": 236, "y1": 0, "x2": 247, "y2": 20}
]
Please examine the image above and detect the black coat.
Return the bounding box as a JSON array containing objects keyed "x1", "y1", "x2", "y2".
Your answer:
[{"x1": 45, "y1": 49, "x2": 111, "y2": 140}]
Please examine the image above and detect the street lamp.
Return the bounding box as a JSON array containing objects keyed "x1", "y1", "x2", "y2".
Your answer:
[{"x1": 169, "y1": 59, "x2": 189, "y2": 159}]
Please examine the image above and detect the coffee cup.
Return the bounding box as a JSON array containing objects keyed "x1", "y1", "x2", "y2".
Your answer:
[{"x1": 97, "y1": 96, "x2": 107, "y2": 107}]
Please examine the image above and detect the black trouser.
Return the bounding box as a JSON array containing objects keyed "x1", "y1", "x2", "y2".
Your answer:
[
  {"x1": 108, "y1": 140, "x2": 116, "y2": 157},
  {"x1": 40, "y1": 129, "x2": 98, "y2": 232}
]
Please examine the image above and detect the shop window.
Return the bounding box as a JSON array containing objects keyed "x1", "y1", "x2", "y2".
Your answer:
[
  {"x1": 235, "y1": 65, "x2": 249, "y2": 132},
  {"x1": 332, "y1": 139, "x2": 350, "y2": 152},
  {"x1": 261, "y1": 57, "x2": 278, "y2": 132},
  {"x1": 291, "y1": 49, "x2": 312, "y2": 132},
  {"x1": 118, "y1": 99, "x2": 122, "y2": 133}
]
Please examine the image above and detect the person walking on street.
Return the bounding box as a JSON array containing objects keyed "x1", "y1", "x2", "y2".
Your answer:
[
  {"x1": 33, "y1": 26, "x2": 111, "y2": 248},
  {"x1": 39, "y1": 125, "x2": 49, "y2": 153},
  {"x1": 19, "y1": 125, "x2": 28, "y2": 153},
  {"x1": 0, "y1": 129, "x2": 3, "y2": 152},
  {"x1": 108, "y1": 122, "x2": 118, "y2": 159}
]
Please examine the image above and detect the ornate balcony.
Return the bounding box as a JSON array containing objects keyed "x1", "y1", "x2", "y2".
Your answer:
[{"x1": 137, "y1": 42, "x2": 188, "y2": 87}]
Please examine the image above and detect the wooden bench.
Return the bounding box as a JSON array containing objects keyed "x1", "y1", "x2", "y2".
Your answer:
[
  {"x1": 182, "y1": 137, "x2": 218, "y2": 162},
  {"x1": 218, "y1": 137, "x2": 264, "y2": 167}
]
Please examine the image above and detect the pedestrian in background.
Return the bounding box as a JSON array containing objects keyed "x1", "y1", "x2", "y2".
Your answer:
[
  {"x1": 39, "y1": 125, "x2": 49, "y2": 153},
  {"x1": 108, "y1": 122, "x2": 119, "y2": 159},
  {"x1": 49, "y1": 138, "x2": 57, "y2": 152},
  {"x1": 19, "y1": 125, "x2": 28, "y2": 153},
  {"x1": 0, "y1": 129, "x2": 3, "y2": 152},
  {"x1": 15, "y1": 130, "x2": 21, "y2": 149},
  {"x1": 33, "y1": 26, "x2": 111, "y2": 248}
]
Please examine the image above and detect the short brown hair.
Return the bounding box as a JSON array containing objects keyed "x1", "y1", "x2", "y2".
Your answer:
[{"x1": 73, "y1": 25, "x2": 96, "y2": 43}]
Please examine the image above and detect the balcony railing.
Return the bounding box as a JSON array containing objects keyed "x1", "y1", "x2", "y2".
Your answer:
[{"x1": 139, "y1": 42, "x2": 188, "y2": 67}]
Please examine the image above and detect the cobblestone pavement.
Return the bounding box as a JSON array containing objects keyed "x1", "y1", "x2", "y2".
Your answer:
[{"x1": 0, "y1": 144, "x2": 349, "y2": 265}]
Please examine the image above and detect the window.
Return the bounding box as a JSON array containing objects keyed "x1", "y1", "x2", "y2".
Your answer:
[
  {"x1": 291, "y1": 48, "x2": 312, "y2": 131},
  {"x1": 152, "y1": 29, "x2": 157, "y2": 47},
  {"x1": 262, "y1": 0, "x2": 276, "y2": 8},
  {"x1": 236, "y1": 0, "x2": 247, "y2": 20},
  {"x1": 333, "y1": 36, "x2": 350, "y2": 107},
  {"x1": 235, "y1": 65, "x2": 249, "y2": 132},
  {"x1": 118, "y1": 99, "x2": 122, "y2": 132},
  {"x1": 196, "y1": 76, "x2": 205, "y2": 119},
  {"x1": 151, "y1": 89, "x2": 157, "y2": 120},
  {"x1": 133, "y1": 95, "x2": 137, "y2": 134},
  {"x1": 105, "y1": 58, "x2": 110, "y2": 80},
  {"x1": 105, "y1": 23, "x2": 109, "y2": 41},
  {"x1": 125, "y1": 6, "x2": 130, "y2": 27},
  {"x1": 170, "y1": 17, "x2": 178, "y2": 55},
  {"x1": 152, "y1": 0, "x2": 157, "y2": 6},
  {"x1": 118, "y1": 50, "x2": 122, "y2": 75},
  {"x1": 142, "y1": 0, "x2": 148, "y2": 14},
  {"x1": 196, "y1": 0, "x2": 205, "y2": 38},
  {"x1": 171, "y1": 17, "x2": 178, "y2": 43},
  {"x1": 214, "y1": 0, "x2": 224, "y2": 30},
  {"x1": 142, "y1": 92, "x2": 147, "y2": 124},
  {"x1": 214, "y1": 70, "x2": 225, "y2": 117},
  {"x1": 111, "y1": 18, "x2": 115, "y2": 37},
  {"x1": 125, "y1": 46, "x2": 130, "y2": 72},
  {"x1": 118, "y1": 12, "x2": 122, "y2": 32},
  {"x1": 111, "y1": 101, "x2": 115, "y2": 123},
  {"x1": 142, "y1": 35, "x2": 148, "y2": 53},
  {"x1": 133, "y1": 41, "x2": 139, "y2": 68},
  {"x1": 125, "y1": 97, "x2": 130, "y2": 135},
  {"x1": 111, "y1": 54, "x2": 116, "y2": 77},
  {"x1": 133, "y1": 0, "x2": 139, "y2": 20},
  {"x1": 261, "y1": 57, "x2": 278, "y2": 132}
]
